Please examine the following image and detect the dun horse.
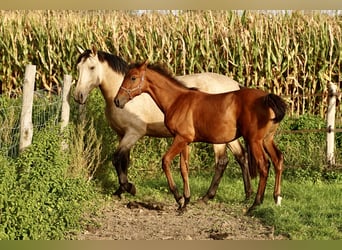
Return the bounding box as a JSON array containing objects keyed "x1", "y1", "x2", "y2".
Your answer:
[
  {"x1": 114, "y1": 61, "x2": 287, "y2": 212},
  {"x1": 74, "y1": 47, "x2": 252, "y2": 204}
]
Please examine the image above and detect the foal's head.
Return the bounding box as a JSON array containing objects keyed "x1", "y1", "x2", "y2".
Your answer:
[
  {"x1": 114, "y1": 61, "x2": 149, "y2": 108},
  {"x1": 74, "y1": 46, "x2": 128, "y2": 104}
]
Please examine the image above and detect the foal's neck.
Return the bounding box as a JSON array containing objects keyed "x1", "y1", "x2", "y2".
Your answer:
[{"x1": 145, "y1": 69, "x2": 188, "y2": 112}]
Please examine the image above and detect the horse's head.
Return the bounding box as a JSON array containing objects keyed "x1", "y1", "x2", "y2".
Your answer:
[
  {"x1": 74, "y1": 46, "x2": 103, "y2": 104},
  {"x1": 114, "y1": 60, "x2": 148, "y2": 109}
]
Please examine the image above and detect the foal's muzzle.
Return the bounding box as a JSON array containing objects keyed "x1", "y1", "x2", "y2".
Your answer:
[{"x1": 114, "y1": 97, "x2": 126, "y2": 109}]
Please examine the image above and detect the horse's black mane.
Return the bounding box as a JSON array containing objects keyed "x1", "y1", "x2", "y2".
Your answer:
[
  {"x1": 129, "y1": 62, "x2": 198, "y2": 90},
  {"x1": 77, "y1": 49, "x2": 129, "y2": 75}
]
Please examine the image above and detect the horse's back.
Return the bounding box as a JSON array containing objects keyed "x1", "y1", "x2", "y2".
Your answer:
[{"x1": 176, "y1": 73, "x2": 240, "y2": 93}]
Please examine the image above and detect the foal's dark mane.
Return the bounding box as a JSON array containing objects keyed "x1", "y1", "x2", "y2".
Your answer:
[
  {"x1": 130, "y1": 62, "x2": 198, "y2": 90},
  {"x1": 77, "y1": 49, "x2": 129, "y2": 75}
]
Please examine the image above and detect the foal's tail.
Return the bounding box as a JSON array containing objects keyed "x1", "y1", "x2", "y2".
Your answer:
[{"x1": 264, "y1": 93, "x2": 287, "y2": 123}]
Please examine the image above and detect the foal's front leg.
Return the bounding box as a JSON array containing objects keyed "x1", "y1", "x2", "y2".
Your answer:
[
  {"x1": 162, "y1": 136, "x2": 189, "y2": 210},
  {"x1": 180, "y1": 145, "x2": 190, "y2": 209}
]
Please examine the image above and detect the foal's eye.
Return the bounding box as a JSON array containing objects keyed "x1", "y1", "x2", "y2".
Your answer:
[
  {"x1": 131, "y1": 76, "x2": 136, "y2": 81},
  {"x1": 89, "y1": 66, "x2": 95, "y2": 70}
]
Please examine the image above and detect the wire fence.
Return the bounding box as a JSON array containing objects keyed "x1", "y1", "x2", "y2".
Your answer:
[
  {"x1": 0, "y1": 91, "x2": 61, "y2": 158},
  {"x1": 0, "y1": 68, "x2": 340, "y2": 169}
]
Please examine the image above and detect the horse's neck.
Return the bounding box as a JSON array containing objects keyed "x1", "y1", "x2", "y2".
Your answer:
[
  {"x1": 100, "y1": 68, "x2": 124, "y2": 106},
  {"x1": 146, "y1": 70, "x2": 186, "y2": 112}
]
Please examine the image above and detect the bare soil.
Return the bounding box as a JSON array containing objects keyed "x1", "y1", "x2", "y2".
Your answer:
[{"x1": 76, "y1": 198, "x2": 288, "y2": 240}]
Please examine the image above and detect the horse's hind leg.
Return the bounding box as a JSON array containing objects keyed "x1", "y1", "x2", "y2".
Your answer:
[
  {"x1": 228, "y1": 139, "x2": 253, "y2": 200},
  {"x1": 180, "y1": 145, "x2": 191, "y2": 209},
  {"x1": 201, "y1": 144, "x2": 228, "y2": 203},
  {"x1": 263, "y1": 137, "x2": 284, "y2": 206}
]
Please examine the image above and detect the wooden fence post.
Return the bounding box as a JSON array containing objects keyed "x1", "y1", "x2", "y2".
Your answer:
[
  {"x1": 326, "y1": 82, "x2": 337, "y2": 166},
  {"x1": 61, "y1": 74, "x2": 72, "y2": 130},
  {"x1": 19, "y1": 64, "x2": 36, "y2": 153}
]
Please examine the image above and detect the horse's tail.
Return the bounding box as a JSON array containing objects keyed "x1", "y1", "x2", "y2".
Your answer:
[{"x1": 264, "y1": 93, "x2": 287, "y2": 123}]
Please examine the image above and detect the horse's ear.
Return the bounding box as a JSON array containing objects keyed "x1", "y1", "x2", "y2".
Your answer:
[{"x1": 76, "y1": 46, "x2": 84, "y2": 54}]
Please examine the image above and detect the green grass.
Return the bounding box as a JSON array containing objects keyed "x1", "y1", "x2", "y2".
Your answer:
[
  {"x1": 124, "y1": 167, "x2": 342, "y2": 240},
  {"x1": 252, "y1": 180, "x2": 342, "y2": 240}
]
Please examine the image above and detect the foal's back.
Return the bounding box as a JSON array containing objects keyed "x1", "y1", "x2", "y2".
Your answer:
[{"x1": 172, "y1": 88, "x2": 274, "y2": 144}]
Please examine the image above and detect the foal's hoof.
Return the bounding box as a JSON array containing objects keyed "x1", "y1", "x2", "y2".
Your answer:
[
  {"x1": 245, "y1": 203, "x2": 259, "y2": 216},
  {"x1": 177, "y1": 205, "x2": 187, "y2": 215},
  {"x1": 275, "y1": 196, "x2": 282, "y2": 206}
]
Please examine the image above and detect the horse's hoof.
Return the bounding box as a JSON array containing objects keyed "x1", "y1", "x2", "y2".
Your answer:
[
  {"x1": 245, "y1": 191, "x2": 254, "y2": 201},
  {"x1": 113, "y1": 188, "x2": 123, "y2": 199},
  {"x1": 197, "y1": 198, "x2": 208, "y2": 206},
  {"x1": 198, "y1": 195, "x2": 210, "y2": 205},
  {"x1": 128, "y1": 183, "x2": 136, "y2": 196}
]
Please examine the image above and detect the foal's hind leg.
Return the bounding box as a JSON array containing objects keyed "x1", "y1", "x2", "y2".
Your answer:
[
  {"x1": 263, "y1": 137, "x2": 284, "y2": 206},
  {"x1": 248, "y1": 140, "x2": 270, "y2": 212},
  {"x1": 201, "y1": 144, "x2": 228, "y2": 203}
]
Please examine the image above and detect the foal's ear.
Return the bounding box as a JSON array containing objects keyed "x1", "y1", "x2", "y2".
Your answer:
[
  {"x1": 91, "y1": 45, "x2": 97, "y2": 55},
  {"x1": 140, "y1": 60, "x2": 149, "y2": 71}
]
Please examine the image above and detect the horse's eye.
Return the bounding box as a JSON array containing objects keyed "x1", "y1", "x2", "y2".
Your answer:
[
  {"x1": 131, "y1": 76, "x2": 136, "y2": 81},
  {"x1": 90, "y1": 66, "x2": 95, "y2": 70}
]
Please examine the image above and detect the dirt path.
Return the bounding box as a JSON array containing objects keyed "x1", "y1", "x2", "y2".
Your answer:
[{"x1": 76, "y1": 198, "x2": 288, "y2": 240}]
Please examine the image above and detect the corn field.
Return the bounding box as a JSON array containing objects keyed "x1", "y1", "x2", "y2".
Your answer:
[{"x1": 0, "y1": 10, "x2": 341, "y2": 118}]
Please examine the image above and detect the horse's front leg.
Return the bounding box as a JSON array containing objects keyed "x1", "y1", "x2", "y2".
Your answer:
[
  {"x1": 113, "y1": 133, "x2": 142, "y2": 197},
  {"x1": 113, "y1": 147, "x2": 136, "y2": 197},
  {"x1": 201, "y1": 144, "x2": 228, "y2": 203},
  {"x1": 162, "y1": 136, "x2": 189, "y2": 210}
]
